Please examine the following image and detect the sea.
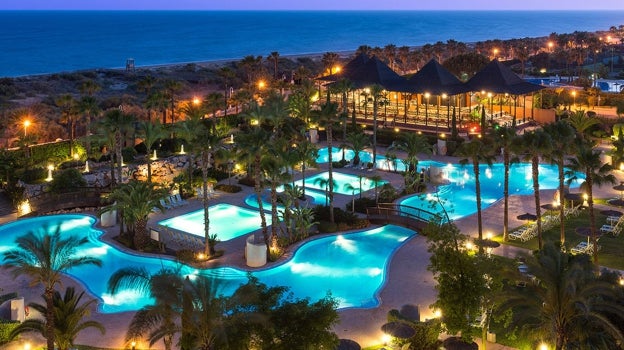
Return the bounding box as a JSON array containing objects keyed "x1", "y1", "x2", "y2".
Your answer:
[{"x1": 0, "y1": 10, "x2": 623, "y2": 78}]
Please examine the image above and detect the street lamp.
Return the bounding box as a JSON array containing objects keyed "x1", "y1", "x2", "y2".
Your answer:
[
  {"x1": 492, "y1": 48, "x2": 499, "y2": 60},
  {"x1": 424, "y1": 92, "x2": 430, "y2": 125},
  {"x1": 23, "y1": 119, "x2": 31, "y2": 137}
]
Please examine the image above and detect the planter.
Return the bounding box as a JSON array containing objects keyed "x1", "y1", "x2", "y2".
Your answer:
[
  {"x1": 100, "y1": 209, "x2": 117, "y2": 227},
  {"x1": 246, "y1": 234, "x2": 267, "y2": 267}
]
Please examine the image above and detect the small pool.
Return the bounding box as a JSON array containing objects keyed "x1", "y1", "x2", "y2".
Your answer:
[
  {"x1": 316, "y1": 146, "x2": 432, "y2": 172},
  {"x1": 0, "y1": 215, "x2": 415, "y2": 313},
  {"x1": 158, "y1": 204, "x2": 269, "y2": 241},
  {"x1": 294, "y1": 171, "x2": 388, "y2": 196},
  {"x1": 400, "y1": 162, "x2": 582, "y2": 220}
]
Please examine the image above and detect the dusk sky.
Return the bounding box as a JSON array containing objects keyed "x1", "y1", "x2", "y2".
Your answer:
[{"x1": 2, "y1": 0, "x2": 624, "y2": 10}]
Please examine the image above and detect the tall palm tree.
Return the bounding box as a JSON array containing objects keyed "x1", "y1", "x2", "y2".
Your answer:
[
  {"x1": 345, "y1": 131, "x2": 370, "y2": 166},
  {"x1": 204, "y1": 92, "x2": 224, "y2": 119},
  {"x1": 388, "y1": 132, "x2": 432, "y2": 173},
  {"x1": 2, "y1": 226, "x2": 102, "y2": 350},
  {"x1": 496, "y1": 244, "x2": 624, "y2": 349},
  {"x1": 542, "y1": 121, "x2": 576, "y2": 245},
  {"x1": 291, "y1": 136, "x2": 318, "y2": 198},
  {"x1": 56, "y1": 94, "x2": 77, "y2": 157},
  {"x1": 369, "y1": 84, "x2": 385, "y2": 167},
  {"x1": 176, "y1": 107, "x2": 205, "y2": 186},
  {"x1": 237, "y1": 127, "x2": 271, "y2": 253},
  {"x1": 108, "y1": 267, "x2": 183, "y2": 350},
  {"x1": 515, "y1": 130, "x2": 552, "y2": 250},
  {"x1": 262, "y1": 146, "x2": 291, "y2": 249},
  {"x1": 163, "y1": 79, "x2": 183, "y2": 124},
  {"x1": 566, "y1": 140, "x2": 616, "y2": 263},
  {"x1": 311, "y1": 102, "x2": 339, "y2": 224},
  {"x1": 138, "y1": 120, "x2": 166, "y2": 183},
  {"x1": 179, "y1": 274, "x2": 226, "y2": 350},
  {"x1": 104, "y1": 180, "x2": 169, "y2": 250},
  {"x1": 332, "y1": 78, "x2": 353, "y2": 139},
  {"x1": 268, "y1": 51, "x2": 280, "y2": 80},
  {"x1": 288, "y1": 80, "x2": 316, "y2": 124},
  {"x1": 98, "y1": 109, "x2": 136, "y2": 185},
  {"x1": 77, "y1": 95, "x2": 101, "y2": 156},
  {"x1": 10, "y1": 286, "x2": 105, "y2": 350},
  {"x1": 457, "y1": 138, "x2": 495, "y2": 253},
  {"x1": 493, "y1": 126, "x2": 518, "y2": 242}
]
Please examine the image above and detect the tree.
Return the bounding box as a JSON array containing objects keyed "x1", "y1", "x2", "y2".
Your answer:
[
  {"x1": 10, "y1": 287, "x2": 105, "y2": 350},
  {"x1": 542, "y1": 121, "x2": 576, "y2": 245},
  {"x1": 492, "y1": 126, "x2": 519, "y2": 242},
  {"x1": 163, "y1": 79, "x2": 183, "y2": 124},
  {"x1": 137, "y1": 120, "x2": 166, "y2": 183},
  {"x1": 311, "y1": 102, "x2": 339, "y2": 224},
  {"x1": 2, "y1": 226, "x2": 102, "y2": 350},
  {"x1": 56, "y1": 94, "x2": 77, "y2": 157},
  {"x1": 97, "y1": 109, "x2": 136, "y2": 185},
  {"x1": 566, "y1": 140, "x2": 616, "y2": 263},
  {"x1": 426, "y1": 220, "x2": 488, "y2": 344},
  {"x1": 457, "y1": 138, "x2": 495, "y2": 252},
  {"x1": 268, "y1": 51, "x2": 280, "y2": 80},
  {"x1": 104, "y1": 180, "x2": 169, "y2": 250},
  {"x1": 369, "y1": 84, "x2": 385, "y2": 166},
  {"x1": 388, "y1": 132, "x2": 432, "y2": 173},
  {"x1": 514, "y1": 130, "x2": 552, "y2": 250},
  {"x1": 496, "y1": 244, "x2": 624, "y2": 349},
  {"x1": 345, "y1": 131, "x2": 370, "y2": 166},
  {"x1": 108, "y1": 267, "x2": 183, "y2": 350},
  {"x1": 262, "y1": 143, "x2": 291, "y2": 251},
  {"x1": 77, "y1": 95, "x2": 101, "y2": 156}
]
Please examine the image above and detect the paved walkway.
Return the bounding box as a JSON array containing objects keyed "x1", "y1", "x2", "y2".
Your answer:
[{"x1": 2, "y1": 143, "x2": 624, "y2": 350}]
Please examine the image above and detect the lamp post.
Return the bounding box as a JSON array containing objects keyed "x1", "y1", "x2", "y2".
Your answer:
[{"x1": 424, "y1": 92, "x2": 430, "y2": 126}]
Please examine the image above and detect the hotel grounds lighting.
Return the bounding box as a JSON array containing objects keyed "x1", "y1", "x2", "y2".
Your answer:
[
  {"x1": 571, "y1": 91, "x2": 577, "y2": 108},
  {"x1": 45, "y1": 165, "x2": 54, "y2": 182},
  {"x1": 547, "y1": 41, "x2": 553, "y2": 52},
  {"x1": 424, "y1": 92, "x2": 430, "y2": 125},
  {"x1": 23, "y1": 119, "x2": 31, "y2": 137},
  {"x1": 192, "y1": 97, "x2": 200, "y2": 105}
]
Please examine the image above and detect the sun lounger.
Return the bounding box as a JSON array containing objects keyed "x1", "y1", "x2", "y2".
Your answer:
[{"x1": 159, "y1": 198, "x2": 173, "y2": 209}]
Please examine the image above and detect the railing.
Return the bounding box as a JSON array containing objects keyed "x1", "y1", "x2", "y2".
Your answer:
[{"x1": 366, "y1": 203, "x2": 436, "y2": 231}]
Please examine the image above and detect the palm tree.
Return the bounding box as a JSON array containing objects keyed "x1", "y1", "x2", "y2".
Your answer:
[
  {"x1": 268, "y1": 51, "x2": 280, "y2": 80},
  {"x1": 566, "y1": 140, "x2": 616, "y2": 263},
  {"x1": 138, "y1": 120, "x2": 166, "y2": 183},
  {"x1": 321, "y1": 52, "x2": 340, "y2": 75},
  {"x1": 496, "y1": 244, "x2": 624, "y2": 349},
  {"x1": 288, "y1": 80, "x2": 316, "y2": 124},
  {"x1": 369, "y1": 84, "x2": 385, "y2": 167},
  {"x1": 2, "y1": 226, "x2": 102, "y2": 350},
  {"x1": 147, "y1": 91, "x2": 170, "y2": 124},
  {"x1": 179, "y1": 274, "x2": 226, "y2": 350},
  {"x1": 388, "y1": 132, "x2": 432, "y2": 173},
  {"x1": 565, "y1": 109, "x2": 599, "y2": 141},
  {"x1": 262, "y1": 147, "x2": 291, "y2": 250},
  {"x1": 542, "y1": 121, "x2": 576, "y2": 245},
  {"x1": 104, "y1": 180, "x2": 169, "y2": 250},
  {"x1": 368, "y1": 174, "x2": 384, "y2": 204},
  {"x1": 77, "y1": 95, "x2": 101, "y2": 156},
  {"x1": 98, "y1": 109, "x2": 136, "y2": 185},
  {"x1": 163, "y1": 79, "x2": 183, "y2": 124},
  {"x1": 345, "y1": 131, "x2": 370, "y2": 166},
  {"x1": 204, "y1": 92, "x2": 224, "y2": 119},
  {"x1": 311, "y1": 102, "x2": 339, "y2": 224},
  {"x1": 332, "y1": 78, "x2": 353, "y2": 139},
  {"x1": 314, "y1": 177, "x2": 338, "y2": 207},
  {"x1": 56, "y1": 94, "x2": 77, "y2": 157},
  {"x1": 108, "y1": 267, "x2": 183, "y2": 350},
  {"x1": 237, "y1": 127, "x2": 271, "y2": 253},
  {"x1": 515, "y1": 130, "x2": 552, "y2": 250},
  {"x1": 291, "y1": 136, "x2": 317, "y2": 198},
  {"x1": 10, "y1": 286, "x2": 105, "y2": 350},
  {"x1": 457, "y1": 138, "x2": 495, "y2": 253},
  {"x1": 493, "y1": 126, "x2": 518, "y2": 242},
  {"x1": 176, "y1": 108, "x2": 205, "y2": 187}
]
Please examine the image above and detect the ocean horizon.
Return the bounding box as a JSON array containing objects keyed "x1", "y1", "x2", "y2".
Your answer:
[{"x1": 1, "y1": 10, "x2": 623, "y2": 77}]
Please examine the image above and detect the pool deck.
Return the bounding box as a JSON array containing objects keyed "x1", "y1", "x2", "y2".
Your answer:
[{"x1": 2, "y1": 142, "x2": 623, "y2": 350}]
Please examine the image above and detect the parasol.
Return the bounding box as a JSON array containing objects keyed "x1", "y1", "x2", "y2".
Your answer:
[
  {"x1": 381, "y1": 322, "x2": 416, "y2": 339},
  {"x1": 541, "y1": 203, "x2": 558, "y2": 211},
  {"x1": 335, "y1": 339, "x2": 361, "y2": 350},
  {"x1": 614, "y1": 182, "x2": 624, "y2": 199},
  {"x1": 564, "y1": 192, "x2": 582, "y2": 202},
  {"x1": 600, "y1": 209, "x2": 622, "y2": 217},
  {"x1": 516, "y1": 212, "x2": 537, "y2": 222},
  {"x1": 575, "y1": 226, "x2": 602, "y2": 244},
  {"x1": 608, "y1": 198, "x2": 624, "y2": 207}
]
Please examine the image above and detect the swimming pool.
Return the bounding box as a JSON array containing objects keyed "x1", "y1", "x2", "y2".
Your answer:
[
  {"x1": 158, "y1": 203, "x2": 270, "y2": 241},
  {"x1": 295, "y1": 171, "x2": 388, "y2": 196},
  {"x1": 316, "y1": 147, "x2": 413, "y2": 172},
  {"x1": 244, "y1": 189, "x2": 325, "y2": 211},
  {"x1": 0, "y1": 215, "x2": 415, "y2": 313},
  {"x1": 400, "y1": 162, "x2": 582, "y2": 220}
]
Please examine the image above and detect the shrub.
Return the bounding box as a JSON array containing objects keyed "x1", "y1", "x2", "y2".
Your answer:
[
  {"x1": 0, "y1": 320, "x2": 19, "y2": 345},
  {"x1": 121, "y1": 146, "x2": 137, "y2": 163},
  {"x1": 47, "y1": 168, "x2": 87, "y2": 193},
  {"x1": 19, "y1": 167, "x2": 47, "y2": 184},
  {"x1": 215, "y1": 184, "x2": 242, "y2": 193},
  {"x1": 318, "y1": 221, "x2": 337, "y2": 233},
  {"x1": 351, "y1": 197, "x2": 376, "y2": 214}
]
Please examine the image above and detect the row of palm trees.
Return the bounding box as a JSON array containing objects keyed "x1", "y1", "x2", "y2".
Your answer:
[{"x1": 457, "y1": 110, "x2": 615, "y2": 261}]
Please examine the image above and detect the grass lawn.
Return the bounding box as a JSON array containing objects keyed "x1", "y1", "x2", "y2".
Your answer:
[{"x1": 495, "y1": 206, "x2": 624, "y2": 270}]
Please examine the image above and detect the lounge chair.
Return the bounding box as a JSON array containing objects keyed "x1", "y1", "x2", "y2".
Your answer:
[
  {"x1": 159, "y1": 198, "x2": 173, "y2": 209},
  {"x1": 174, "y1": 193, "x2": 189, "y2": 206}
]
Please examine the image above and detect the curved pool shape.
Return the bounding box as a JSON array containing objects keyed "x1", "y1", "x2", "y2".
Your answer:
[
  {"x1": 244, "y1": 189, "x2": 324, "y2": 211},
  {"x1": 400, "y1": 162, "x2": 582, "y2": 220},
  {"x1": 316, "y1": 147, "x2": 428, "y2": 172},
  {"x1": 0, "y1": 215, "x2": 415, "y2": 313},
  {"x1": 297, "y1": 171, "x2": 388, "y2": 196},
  {"x1": 158, "y1": 204, "x2": 270, "y2": 241}
]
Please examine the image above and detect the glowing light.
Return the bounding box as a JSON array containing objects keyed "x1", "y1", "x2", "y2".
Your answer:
[
  {"x1": 485, "y1": 168, "x2": 492, "y2": 179},
  {"x1": 618, "y1": 277, "x2": 624, "y2": 286},
  {"x1": 433, "y1": 309, "x2": 442, "y2": 318},
  {"x1": 381, "y1": 334, "x2": 391, "y2": 345},
  {"x1": 486, "y1": 232, "x2": 493, "y2": 239},
  {"x1": 538, "y1": 343, "x2": 549, "y2": 350},
  {"x1": 463, "y1": 170, "x2": 470, "y2": 180},
  {"x1": 333, "y1": 66, "x2": 341, "y2": 73},
  {"x1": 619, "y1": 162, "x2": 624, "y2": 172},
  {"x1": 257, "y1": 80, "x2": 266, "y2": 89},
  {"x1": 251, "y1": 119, "x2": 259, "y2": 126},
  {"x1": 73, "y1": 153, "x2": 79, "y2": 160},
  {"x1": 197, "y1": 252, "x2": 205, "y2": 260},
  {"x1": 180, "y1": 144, "x2": 186, "y2": 154},
  {"x1": 45, "y1": 165, "x2": 54, "y2": 182},
  {"x1": 192, "y1": 97, "x2": 200, "y2": 105},
  {"x1": 394, "y1": 127, "x2": 399, "y2": 133},
  {"x1": 465, "y1": 242, "x2": 474, "y2": 250},
  {"x1": 24, "y1": 343, "x2": 31, "y2": 350},
  {"x1": 84, "y1": 160, "x2": 90, "y2": 173},
  {"x1": 333, "y1": 235, "x2": 357, "y2": 254},
  {"x1": 151, "y1": 150, "x2": 157, "y2": 160}
]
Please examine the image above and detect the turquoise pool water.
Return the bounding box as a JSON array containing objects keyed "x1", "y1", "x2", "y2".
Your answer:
[
  {"x1": 158, "y1": 203, "x2": 269, "y2": 241},
  {"x1": 316, "y1": 147, "x2": 417, "y2": 172},
  {"x1": 295, "y1": 171, "x2": 388, "y2": 196},
  {"x1": 400, "y1": 162, "x2": 582, "y2": 220},
  {"x1": 0, "y1": 215, "x2": 414, "y2": 313},
  {"x1": 244, "y1": 189, "x2": 325, "y2": 211}
]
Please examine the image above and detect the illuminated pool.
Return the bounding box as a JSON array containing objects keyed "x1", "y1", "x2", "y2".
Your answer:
[
  {"x1": 0, "y1": 215, "x2": 415, "y2": 313},
  {"x1": 158, "y1": 203, "x2": 270, "y2": 241},
  {"x1": 296, "y1": 171, "x2": 388, "y2": 196},
  {"x1": 244, "y1": 189, "x2": 325, "y2": 210},
  {"x1": 400, "y1": 162, "x2": 582, "y2": 220},
  {"x1": 316, "y1": 147, "x2": 430, "y2": 172}
]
